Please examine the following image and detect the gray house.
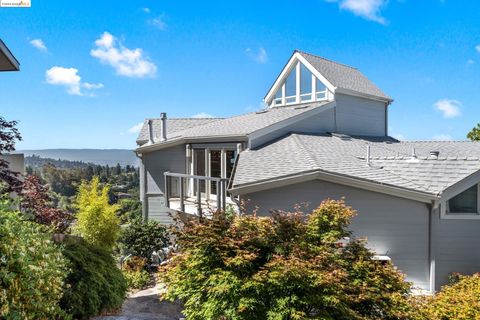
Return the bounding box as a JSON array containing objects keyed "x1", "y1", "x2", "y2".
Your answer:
[{"x1": 136, "y1": 50, "x2": 480, "y2": 293}]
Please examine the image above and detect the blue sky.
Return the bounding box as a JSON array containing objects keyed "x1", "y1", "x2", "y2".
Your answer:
[{"x1": 1, "y1": 0, "x2": 480, "y2": 149}]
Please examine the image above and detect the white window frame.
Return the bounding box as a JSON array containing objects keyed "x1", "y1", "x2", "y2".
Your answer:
[
  {"x1": 269, "y1": 61, "x2": 330, "y2": 107},
  {"x1": 441, "y1": 184, "x2": 480, "y2": 220}
]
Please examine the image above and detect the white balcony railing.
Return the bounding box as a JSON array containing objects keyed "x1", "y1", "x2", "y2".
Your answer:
[{"x1": 164, "y1": 172, "x2": 229, "y2": 217}]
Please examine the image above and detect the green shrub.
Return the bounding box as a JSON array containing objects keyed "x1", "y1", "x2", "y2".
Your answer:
[
  {"x1": 123, "y1": 270, "x2": 151, "y2": 290},
  {"x1": 60, "y1": 236, "x2": 127, "y2": 319},
  {"x1": 119, "y1": 218, "x2": 169, "y2": 261},
  {"x1": 0, "y1": 209, "x2": 68, "y2": 320},
  {"x1": 419, "y1": 273, "x2": 480, "y2": 319},
  {"x1": 73, "y1": 177, "x2": 120, "y2": 250},
  {"x1": 161, "y1": 199, "x2": 415, "y2": 320}
]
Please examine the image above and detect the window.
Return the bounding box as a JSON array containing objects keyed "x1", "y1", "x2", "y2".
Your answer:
[
  {"x1": 274, "y1": 89, "x2": 283, "y2": 106},
  {"x1": 300, "y1": 64, "x2": 312, "y2": 102},
  {"x1": 269, "y1": 61, "x2": 330, "y2": 107},
  {"x1": 285, "y1": 64, "x2": 297, "y2": 104},
  {"x1": 316, "y1": 78, "x2": 327, "y2": 100},
  {"x1": 447, "y1": 185, "x2": 479, "y2": 214}
]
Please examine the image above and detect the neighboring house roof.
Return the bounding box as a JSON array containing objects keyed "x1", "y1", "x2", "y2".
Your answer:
[
  {"x1": 232, "y1": 133, "x2": 480, "y2": 198},
  {"x1": 297, "y1": 50, "x2": 391, "y2": 101},
  {"x1": 136, "y1": 101, "x2": 333, "y2": 150},
  {"x1": 0, "y1": 39, "x2": 20, "y2": 72},
  {"x1": 136, "y1": 118, "x2": 223, "y2": 145}
]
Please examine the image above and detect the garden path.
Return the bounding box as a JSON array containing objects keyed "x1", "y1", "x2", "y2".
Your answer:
[{"x1": 93, "y1": 283, "x2": 184, "y2": 320}]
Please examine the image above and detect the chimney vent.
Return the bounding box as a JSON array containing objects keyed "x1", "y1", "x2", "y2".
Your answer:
[
  {"x1": 147, "y1": 119, "x2": 154, "y2": 145},
  {"x1": 160, "y1": 112, "x2": 167, "y2": 141}
]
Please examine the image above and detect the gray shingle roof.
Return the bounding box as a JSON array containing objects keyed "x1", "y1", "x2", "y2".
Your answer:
[
  {"x1": 233, "y1": 133, "x2": 480, "y2": 195},
  {"x1": 137, "y1": 118, "x2": 223, "y2": 145},
  {"x1": 297, "y1": 50, "x2": 391, "y2": 101},
  {"x1": 138, "y1": 101, "x2": 332, "y2": 146}
]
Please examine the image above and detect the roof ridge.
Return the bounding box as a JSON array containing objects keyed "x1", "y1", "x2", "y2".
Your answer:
[
  {"x1": 295, "y1": 49, "x2": 358, "y2": 70},
  {"x1": 291, "y1": 133, "x2": 320, "y2": 169},
  {"x1": 146, "y1": 117, "x2": 225, "y2": 120}
]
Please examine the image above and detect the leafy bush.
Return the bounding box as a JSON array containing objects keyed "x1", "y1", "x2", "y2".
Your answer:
[
  {"x1": 20, "y1": 175, "x2": 73, "y2": 233},
  {"x1": 419, "y1": 273, "x2": 480, "y2": 319},
  {"x1": 161, "y1": 199, "x2": 415, "y2": 320},
  {"x1": 0, "y1": 209, "x2": 68, "y2": 320},
  {"x1": 123, "y1": 270, "x2": 151, "y2": 290},
  {"x1": 60, "y1": 236, "x2": 127, "y2": 319},
  {"x1": 123, "y1": 255, "x2": 148, "y2": 272},
  {"x1": 119, "y1": 218, "x2": 169, "y2": 261},
  {"x1": 74, "y1": 177, "x2": 120, "y2": 250}
]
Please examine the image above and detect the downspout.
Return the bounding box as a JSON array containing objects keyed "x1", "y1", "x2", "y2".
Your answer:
[{"x1": 428, "y1": 200, "x2": 437, "y2": 293}]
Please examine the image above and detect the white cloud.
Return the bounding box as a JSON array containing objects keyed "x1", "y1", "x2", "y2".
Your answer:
[
  {"x1": 149, "y1": 15, "x2": 167, "y2": 30},
  {"x1": 467, "y1": 59, "x2": 475, "y2": 65},
  {"x1": 90, "y1": 32, "x2": 157, "y2": 78},
  {"x1": 476, "y1": 44, "x2": 480, "y2": 53},
  {"x1": 432, "y1": 134, "x2": 453, "y2": 141},
  {"x1": 246, "y1": 47, "x2": 268, "y2": 64},
  {"x1": 434, "y1": 99, "x2": 462, "y2": 118},
  {"x1": 326, "y1": 0, "x2": 387, "y2": 24},
  {"x1": 29, "y1": 38, "x2": 47, "y2": 52},
  {"x1": 45, "y1": 66, "x2": 103, "y2": 96},
  {"x1": 128, "y1": 122, "x2": 144, "y2": 134},
  {"x1": 142, "y1": 7, "x2": 151, "y2": 13},
  {"x1": 192, "y1": 112, "x2": 215, "y2": 118}
]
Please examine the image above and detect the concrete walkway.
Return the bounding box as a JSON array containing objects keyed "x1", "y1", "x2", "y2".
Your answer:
[{"x1": 93, "y1": 284, "x2": 184, "y2": 320}]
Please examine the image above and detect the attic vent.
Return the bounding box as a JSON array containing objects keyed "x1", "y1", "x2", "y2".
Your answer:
[
  {"x1": 294, "y1": 105, "x2": 310, "y2": 110},
  {"x1": 331, "y1": 133, "x2": 352, "y2": 141},
  {"x1": 430, "y1": 151, "x2": 440, "y2": 159},
  {"x1": 255, "y1": 109, "x2": 269, "y2": 114}
]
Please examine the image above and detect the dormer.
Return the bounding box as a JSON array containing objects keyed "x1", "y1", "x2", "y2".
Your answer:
[{"x1": 265, "y1": 50, "x2": 392, "y2": 108}]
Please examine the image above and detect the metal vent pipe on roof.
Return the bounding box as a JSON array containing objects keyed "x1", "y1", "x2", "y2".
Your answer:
[
  {"x1": 160, "y1": 112, "x2": 167, "y2": 141},
  {"x1": 366, "y1": 145, "x2": 371, "y2": 165},
  {"x1": 147, "y1": 119, "x2": 154, "y2": 145}
]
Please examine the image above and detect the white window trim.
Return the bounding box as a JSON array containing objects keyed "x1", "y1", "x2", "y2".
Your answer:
[
  {"x1": 440, "y1": 184, "x2": 480, "y2": 220},
  {"x1": 268, "y1": 60, "x2": 332, "y2": 107}
]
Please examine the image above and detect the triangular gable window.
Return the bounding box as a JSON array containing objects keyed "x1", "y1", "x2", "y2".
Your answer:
[{"x1": 271, "y1": 61, "x2": 329, "y2": 107}]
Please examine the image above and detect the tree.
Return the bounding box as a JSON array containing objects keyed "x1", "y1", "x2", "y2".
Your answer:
[
  {"x1": 20, "y1": 175, "x2": 73, "y2": 233},
  {"x1": 467, "y1": 123, "x2": 480, "y2": 141},
  {"x1": 0, "y1": 116, "x2": 22, "y2": 194},
  {"x1": 74, "y1": 177, "x2": 120, "y2": 250},
  {"x1": 161, "y1": 200, "x2": 415, "y2": 320}
]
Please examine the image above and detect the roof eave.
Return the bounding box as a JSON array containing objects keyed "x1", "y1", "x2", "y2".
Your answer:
[
  {"x1": 136, "y1": 135, "x2": 248, "y2": 154},
  {"x1": 229, "y1": 169, "x2": 437, "y2": 203},
  {"x1": 334, "y1": 87, "x2": 393, "y2": 103},
  {"x1": 0, "y1": 39, "x2": 20, "y2": 72}
]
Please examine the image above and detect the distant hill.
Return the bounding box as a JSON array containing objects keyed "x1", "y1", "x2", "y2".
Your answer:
[{"x1": 19, "y1": 149, "x2": 138, "y2": 167}]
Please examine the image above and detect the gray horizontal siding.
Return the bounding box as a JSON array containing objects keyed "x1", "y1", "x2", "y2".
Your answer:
[
  {"x1": 142, "y1": 145, "x2": 186, "y2": 222},
  {"x1": 335, "y1": 93, "x2": 386, "y2": 136},
  {"x1": 433, "y1": 213, "x2": 480, "y2": 289},
  {"x1": 147, "y1": 196, "x2": 174, "y2": 225},
  {"x1": 242, "y1": 179, "x2": 430, "y2": 290}
]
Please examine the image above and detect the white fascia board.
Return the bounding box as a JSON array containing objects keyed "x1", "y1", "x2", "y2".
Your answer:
[
  {"x1": 229, "y1": 170, "x2": 437, "y2": 203},
  {"x1": 264, "y1": 52, "x2": 336, "y2": 104},
  {"x1": 247, "y1": 101, "x2": 335, "y2": 148}
]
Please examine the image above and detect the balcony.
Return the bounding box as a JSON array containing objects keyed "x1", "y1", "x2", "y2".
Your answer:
[{"x1": 164, "y1": 172, "x2": 232, "y2": 217}]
